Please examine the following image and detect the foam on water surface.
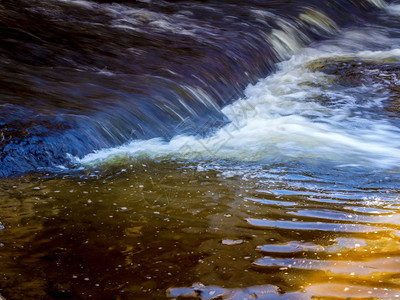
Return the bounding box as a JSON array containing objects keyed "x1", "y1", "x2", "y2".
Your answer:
[{"x1": 77, "y1": 45, "x2": 400, "y2": 169}]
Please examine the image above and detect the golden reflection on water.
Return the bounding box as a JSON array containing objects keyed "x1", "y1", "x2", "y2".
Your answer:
[{"x1": 0, "y1": 160, "x2": 400, "y2": 299}]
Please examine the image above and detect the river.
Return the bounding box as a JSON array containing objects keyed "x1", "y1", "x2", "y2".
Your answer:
[{"x1": 1, "y1": 0, "x2": 400, "y2": 299}]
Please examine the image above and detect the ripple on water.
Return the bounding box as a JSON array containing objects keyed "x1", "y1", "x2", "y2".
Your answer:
[
  {"x1": 1, "y1": 161, "x2": 400, "y2": 299},
  {"x1": 246, "y1": 218, "x2": 390, "y2": 233}
]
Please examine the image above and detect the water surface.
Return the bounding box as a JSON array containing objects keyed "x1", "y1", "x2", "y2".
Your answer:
[{"x1": 2, "y1": 0, "x2": 400, "y2": 299}]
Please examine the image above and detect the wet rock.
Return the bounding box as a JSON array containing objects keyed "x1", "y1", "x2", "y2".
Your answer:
[{"x1": 307, "y1": 56, "x2": 400, "y2": 117}]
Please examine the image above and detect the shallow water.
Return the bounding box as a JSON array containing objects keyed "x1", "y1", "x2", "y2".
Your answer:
[
  {"x1": 3, "y1": 0, "x2": 400, "y2": 299},
  {"x1": 2, "y1": 161, "x2": 400, "y2": 299}
]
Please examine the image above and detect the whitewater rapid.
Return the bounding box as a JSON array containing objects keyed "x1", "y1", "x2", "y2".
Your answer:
[{"x1": 77, "y1": 39, "x2": 400, "y2": 169}]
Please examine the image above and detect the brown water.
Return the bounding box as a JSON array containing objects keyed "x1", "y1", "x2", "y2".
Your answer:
[{"x1": 1, "y1": 160, "x2": 400, "y2": 299}]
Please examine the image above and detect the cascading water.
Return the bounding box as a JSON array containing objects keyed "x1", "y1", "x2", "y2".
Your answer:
[
  {"x1": 2, "y1": 0, "x2": 400, "y2": 299},
  {"x1": 0, "y1": 0, "x2": 390, "y2": 176}
]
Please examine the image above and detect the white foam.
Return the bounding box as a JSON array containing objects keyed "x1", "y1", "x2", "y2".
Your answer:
[{"x1": 76, "y1": 32, "x2": 400, "y2": 169}]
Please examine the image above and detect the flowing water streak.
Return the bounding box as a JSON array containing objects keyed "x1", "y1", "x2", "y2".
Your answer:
[
  {"x1": 0, "y1": 0, "x2": 389, "y2": 176},
  {"x1": 78, "y1": 46, "x2": 400, "y2": 169}
]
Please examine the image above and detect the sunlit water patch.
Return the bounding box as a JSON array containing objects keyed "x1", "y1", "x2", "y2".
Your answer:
[{"x1": 1, "y1": 161, "x2": 400, "y2": 299}]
